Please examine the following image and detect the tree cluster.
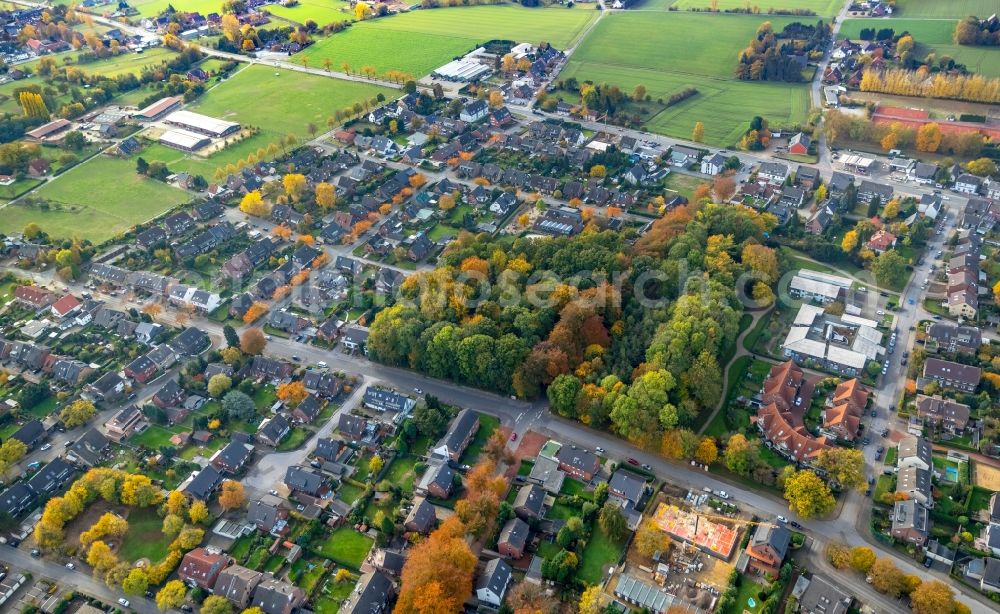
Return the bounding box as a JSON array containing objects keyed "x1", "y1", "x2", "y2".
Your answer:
[
  {"x1": 735, "y1": 22, "x2": 807, "y2": 82},
  {"x1": 955, "y1": 16, "x2": 1000, "y2": 47},
  {"x1": 860, "y1": 67, "x2": 1000, "y2": 104}
]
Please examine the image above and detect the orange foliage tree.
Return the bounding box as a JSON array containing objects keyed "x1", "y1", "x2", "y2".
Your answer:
[
  {"x1": 277, "y1": 381, "x2": 308, "y2": 407},
  {"x1": 242, "y1": 303, "x2": 268, "y2": 324}
]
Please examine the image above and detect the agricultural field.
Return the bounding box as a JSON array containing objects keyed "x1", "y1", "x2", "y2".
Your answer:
[
  {"x1": 266, "y1": 0, "x2": 353, "y2": 26},
  {"x1": 126, "y1": 0, "x2": 225, "y2": 18},
  {"x1": 666, "y1": 0, "x2": 843, "y2": 16},
  {"x1": 840, "y1": 18, "x2": 1000, "y2": 77},
  {"x1": 560, "y1": 12, "x2": 811, "y2": 146},
  {"x1": 300, "y1": 5, "x2": 598, "y2": 78},
  {"x1": 131, "y1": 64, "x2": 390, "y2": 177},
  {"x1": 0, "y1": 156, "x2": 189, "y2": 242},
  {"x1": 893, "y1": 0, "x2": 998, "y2": 19}
]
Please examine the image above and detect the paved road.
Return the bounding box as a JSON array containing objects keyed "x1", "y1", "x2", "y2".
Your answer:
[{"x1": 0, "y1": 546, "x2": 169, "y2": 614}]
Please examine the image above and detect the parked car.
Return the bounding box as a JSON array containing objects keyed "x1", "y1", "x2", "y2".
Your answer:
[
  {"x1": 118, "y1": 598, "x2": 130, "y2": 608},
  {"x1": 627, "y1": 457, "x2": 640, "y2": 466},
  {"x1": 776, "y1": 516, "x2": 788, "y2": 523}
]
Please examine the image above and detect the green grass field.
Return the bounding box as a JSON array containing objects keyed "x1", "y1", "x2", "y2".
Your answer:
[
  {"x1": 894, "y1": 0, "x2": 998, "y2": 18},
  {"x1": 266, "y1": 0, "x2": 353, "y2": 25},
  {"x1": 313, "y1": 526, "x2": 374, "y2": 569},
  {"x1": 840, "y1": 18, "x2": 1000, "y2": 77},
  {"x1": 0, "y1": 156, "x2": 189, "y2": 242},
  {"x1": 119, "y1": 507, "x2": 172, "y2": 563},
  {"x1": 667, "y1": 0, "x2": 842, "y2": 16},
  {"x1": 20, "y1": 47, "x2": 177, "y2": 78},
  {"x1": 128, "y1": 0, "x2": 224, "y2": 18},
  {"x1": 560, "y1": 12, "x2": 810, "y2": 146},
  {"x1": 301, "y1": 5, "x2": 597, "y2": 78}
]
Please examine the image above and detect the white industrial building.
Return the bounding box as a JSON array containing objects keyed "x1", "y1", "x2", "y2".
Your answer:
[
  {"x1": 165, "y1": 110, "x2": 241, "y2": 138},
  {"x1": 789, "y1": 270, "x2": 853, "y2": 303},
  {"x1": 432, "y1": 57, "x2": 492, "y2": 82},
  {"x1": 159, "y1": 128, "x2": 211, "y2": 152}
]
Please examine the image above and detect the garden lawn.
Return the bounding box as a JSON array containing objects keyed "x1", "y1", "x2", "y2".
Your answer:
[
  {"x1": 0, "y1": 156, "x2": 189, "y2": 243},
  {"x1": 839, "y1": 19, "x2": 1000, "y2": 77},
  {"x1": 669, "y1": 0, "x2": 842, "y2": 14},
  {"x1": 313, "y1": 576, "x2": 357, "y2": 614},
  {"x1": 560, "y1": 12, "x2": 810, "y2": 146},
  {"x1": 313, "y1": 526, "x2": 374, "y2": 569},
  {"x1": 266, "y1": 0, "x2": 353, "y2": 25},
  {"x1": 892, "y1": 0, "x2": 1000, "y2": 18},
  {"x1": 119, "y1": 507, "x2": 172, "y2": 563},
  {"x1": 277, "y1": 426, "x2": 313, "y2": 451},
  {"x1": 576, "y1": 528, "x2": 627, "y2": 584},
  {"x1": 0, "y1": 178, "x2": 42, "y2": 202},
  {"x1": 336, "y1": 482, "x2": 364, "y2": 505},
  {"x1": 725, "y1": 578, "x2": 766, "y2": 614},
  {"x1": 300, "y1": 5, "x2": 597, "y2": 78},
  {"x1": 383, "y1": 456, "x2": 419, "y2": 492}
]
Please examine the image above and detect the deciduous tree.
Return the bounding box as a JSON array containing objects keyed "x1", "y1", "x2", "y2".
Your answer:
[
  {"x1": 189, "y1": 499, "x2": 209, "y2": 525},
  {"x1": 783, "y1": 470, "x2": 835, "y2": 518},
  {"x1": 634, "y1": 518, "x2": 671, "y2": 558},
  {"x1": 122, "y1": 567, "x2": 150, "y2": 595},
  {"x1": 598, "y1": 501, "x2": 628, "y2": 541},
  {"x1": 694, "y1": 437, "x2": 718, "y2": 465},
  {"x1": 869, "y1": 558, "x2": 905, "y2": 597},
  {"x1": 155, "y1": 580, "x2": 187, "y2": 611},
  {"x1": 218, "y1": 480, "x2": 246, "y2": 510},
  {"x1": 239, "y1": 190, "x2": 270, "y2": 217},
  {"x1": 849, "y1": 546, "x2": 876, "y2": 572},
  {"x1": 240, "y1": 328, "x2": 266, "y2": 355},
  {"x1": 200, "y1": 595, "x2": 234, "y2": 614},
  {"x1": 207, "y1": 374, "x2": 232, "y2": 398},
  {"x1": 817, "y1": 448, "x2": 866, "y2": 490},
  {"x1": 222, "y1": 390, "x2": 256, "y2": 422},
  {"x1": 276, "y1": 381, "x2": 307, "y2": 407},
  {"x1": 692, "y1": 121, "x2": 704, "y2": 143}
]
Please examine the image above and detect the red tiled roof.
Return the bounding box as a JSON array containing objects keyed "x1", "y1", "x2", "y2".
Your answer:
[{"x1": 51, "y1": 294, "x2": 81, "y2": 317}]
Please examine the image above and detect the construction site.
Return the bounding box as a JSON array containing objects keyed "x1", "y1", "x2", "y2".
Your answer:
[{"x1": 608, "y1": 487, "x2": 754, "y2": 614}]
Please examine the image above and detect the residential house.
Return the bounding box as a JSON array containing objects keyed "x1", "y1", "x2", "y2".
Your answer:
[
  {"x1": 891, "y1": 499, "x2": 930, "y2": 545},
  {"x1": 513, "y1": 484, "x2": 545, "y2": 521},
  {"x1": 373, "y1": 549, "x2": 406, "y2": 577},
  {"x1": 823, "y1": 379, "x2": 867, "y2": 441},
  {"x1": 213, "y1": 565, "x2": 264, "y2": 609},
  {"x1": 302, "y1": 371, "x2": 342, "y2": 399},
  {"x1": 313, "y1": 437, "x2": 341, "y2": 463},
  {"x1": 795, "y1": 166, "x2": 820, "y2": 191},
  {"x1": 210, "y1": 440, "x2": 254, "y2": 474},
  {"x1": 65, "y1": 428, "x2": 109, "y2": 467},
  {"x1": 342, "y1": 327, "x2": 369, "y2": 352},
  {"x1": 909, "y1": 162, "x2": 938, "y2": 185},
  {"x1": 897, "y1": 435, "x2": 932, "y2": 471},
  {"x1": 555, "y1": 446, "x2": 600, "y2": 481},
  {"x1": 153, "y1": 379, "x2": 186, "y2": 410},
  {"x1": 182, "y1": 466, "x2": 223, "y2": 501},
  {"x1": 805, "y1": 205, "x2": 834, "y2": 235},
  {"x1": 363, "y1": 388, "x2": 415, "y2": 414},
  {"x1": 13, "y1": 286, "x2": 54, "y2": 310},
  {"x1": 283, "y1": 466, "x2": 327, "y2": 498},
  {"x1": 50, "y1": 295, "x2": 81, "y2": 319},
  {"x1": 476, "y1": 559, "x2": 512, "y2": 607},
  {"x1": 0, "y1": 483, "x2": 36, "y2": 518},
  {"x1": 11, "y1": 420, "x2": 47, "y2": 450},
  {"x1": 954, "y1": 174, "x2": 982, "y2": 195},
  {"x1": 788, "y1": 132, "x2": 811, "y2": 155},
  {"x1": 415, "y1": 458, "x2": 455, "y2": 499},
  {"x1": 497, "y1": 517, "x2": 529, "y2": 559},
  {"x1": 87, "y1": 371, "x2": 126, "y2": 403},
  {"x1": 608, "y1": 470, "x2": 647, "y2": 510},
  {"x1": 742, "y1": 524, "x2": 791, "y2": 578},
  {"x1": 170, "y1": 326, "x2": 210, "y2": 356},
  {"x1": 104, "y1": 406, "x2": 146, "y2": 443},
  {"x1": 249, "y1": 574, "x2": 305, "y2": 614},
  {"x1": 247, "y1": 357, "x2": 295, "y2": 383},
  {"x1": 404, "y1": 498, "x2": 437, "y2": 534},
  {"x1": 915, "y1": 395, "x2": 970, "y2": 433},
  {"x1": 924, "y1": 323, "x2": 981, "y2": 354},
  {"x1": 25, "y1": 458, "x2": 74, "y2": 496},
  {"x1": 796, "y1": 575, "x2": 853, "y2": 614},
  {"x1": 669, "y1": 145, "x2": 701, "y2": 167},
  {"x1": 857, "y1": 180, "x2": 893, "y2": 204},
  {"x1": 964, "y1": 558, "x2": 1000, "y2": 594},
  {"x1": 700, "y1": 153, "x2": 728, "y2": 176},
  {"x1": 291, "y1": 394, "x2": 323, "y2": 424},
  {"x1": 433, "y1": 408, "x2": 479, "y2": 461},
  {"x1": 758, "y1": 162, "x2": 789, "y2": 185},
  {"x1": 124, "y1": 355, "x2": 158, "y2": 384},
  {"x1": 459, "y1": 100, "x2": 489, "y2": 122},
  {"x1": 257, "y1": 415, "x2": 290, "y2": 447},
  {"x1": 922, "y1": 358, "x2": 981, "y2": 392},
  {"x1": 340, "y1": 571, "x2": 395, "y2": 614},
  {"x1": 865, "y1": 229, "x2": 896, "y2": 254},
  {"x1": 248, "y1": 497, "x2": 289, "y2": 536},
  {"x1": 896, "y1": 466, "x2": 932, "y2": 507},
  {"x1": 178, "y1": 547, "x2": 232, "y2": 590},
  {"x1": 827, "y1": 171, "x2": 854, "y2": 196}
]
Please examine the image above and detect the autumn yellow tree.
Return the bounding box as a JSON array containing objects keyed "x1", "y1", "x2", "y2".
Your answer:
[
  {"x1": 694, "y1": 437, "x2": 718, "y2": 465},
  {"x1": 315, "y1": 182, "x2": 336, "y2": 209},
  {"x1": 239, "y1": 190, "x2": 271, "y2": 217},
  {"x1": 276, "y1": 381, "x2": 308, "y2": 407},
  {"x1": 283, "y1": 173, "x2": 307, "y2": 202},
  {"x1": 692, "y1": 121, "x2": 704, "y2": 143},
  {"x1": 218, "y1": 480, "x2": 246, "y2": 510},
  {"x1": 915, "y1": 123, "x2": 942, "y2": 153}
]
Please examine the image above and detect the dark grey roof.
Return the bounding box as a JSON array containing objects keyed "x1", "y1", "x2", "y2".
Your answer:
[
  {"x1": 438, "y1": 408, "x2": 478, "y2": 456},
  {"x1": 363, "y1": 388, "x2": 414, "y2": 413},
  {"x1": 258, "y1": 414, "x2": 290, "y2": 443},
  {"x1": 12, "y1": 420, "x2": 46, "y2": 447},
  {"x1": 609, "y1": 470, "x2": 646, "y2": 504},
  {"x1": 169, "y1": 326, "x2": 210, "y2": 355},
  {"x1": 750, "y1": 523, "x2": 791, "y2": 560},
  {"x1": 343, "y1": 571, "x2": 394, "y2": 614},
  {"x1": 247, "y1": 499, "x2": 280, "y2": 530},
  {"x1": 513, "y1": 484, "x2": 545, "y2": 516},
  {"x1": 476, "y1": 558, "x2": 511, "y2": 600},
  {"x1": 184, "y1": 466, "x2": 223, "y2": 500},
  {"x1": 315, "y1": 437, "x2": 341, "y2": 461},
  {"x1": 0, "y1": 483, "x2": 36, "y2": 517},
  {"x1": 26, "y1": 457, "x2": 74, "y2": 496},
  {"x1": 404, "y1": 498, "x2": 436, "y2": 533},
  {"x1": 250, "y1": 575, "x2": 303, "y2": 614},
  {"x1": 284, "y1": 466, "x2": 323, "y2": 496},
  {"x1": 214, "y1": 440, "x2": 252, "y2": 472},
  {"x1": 798, "y1": 575, "x2": 852, "y2": 614},
  {"x1": 555, "y1": 446, "x2": 600, "y2": 475},
  {"x1": 499, "y1": 517, "x2": 529, "y2": 550},
  {"x1": 67, "y1": 428, "x2": 108, "y2": 467}
]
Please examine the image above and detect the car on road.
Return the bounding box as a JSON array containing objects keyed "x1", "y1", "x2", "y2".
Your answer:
[
  {"x1": 932, "y1": 315, "x2": 942, "y2": 320},
  {"x1": 269, "y1": 490, "x2": 278, "y2": 496},
  {"x1": 65, "y1": 562, "x2": 74, "y2": 569},
  {"x1": 509, "y1": 432, "x2": 517, "y2": 441},
  {"x1": 596, "y1": 446, "x2": 605, "y2": 454},
  {"x1": 317, "y1": 361, "x2": 327, "y2": 368},
  {"x1": 291, "y1": 355, "x2": 301, "y2": 362},
  {"x1": 30, "y1": 549, "x2": 40, "y2": 557},
  {"x1": 39, "y1": 443, "x2": 51, "y2": 451},
  {"x1": 118, "y1": 598, "x2": 130, "y2": 608},
  {"x1": 627, "y1": 457, "x2": 640, "y2": 466},
  {"x1": 413, "y1": 388, "x2": 423, "y2": 395},
  {"x1": 265, "y1": 335, "x2": 273, "y2": 341},
  {"x1": 923, "y1": 557, "x2": 933, "y2": 568},
  {"x1": 642, "y1": 464, "x2": 652, "y2": 471},
  {"x1": 715, "y1": 490, "x2": 729, "y2": 499},
  {"x1": 26, "y1": 461, "x2": 41, "y2": 470},
  {"x1": 776, "y1": 516, "x2": 788, "y2": 523},
  {"x1": 865, "y1": 488, "x2": 872, "y2": 497},
  {"x1": 871, "y1": 410, "x2": 877, "y2": 417},
  {"x1": 789, "y1": 521, "x2": 802, "y2": 529},
  {"x1": 145, "y1": 591, "x2": 155, "y2": 600}
]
